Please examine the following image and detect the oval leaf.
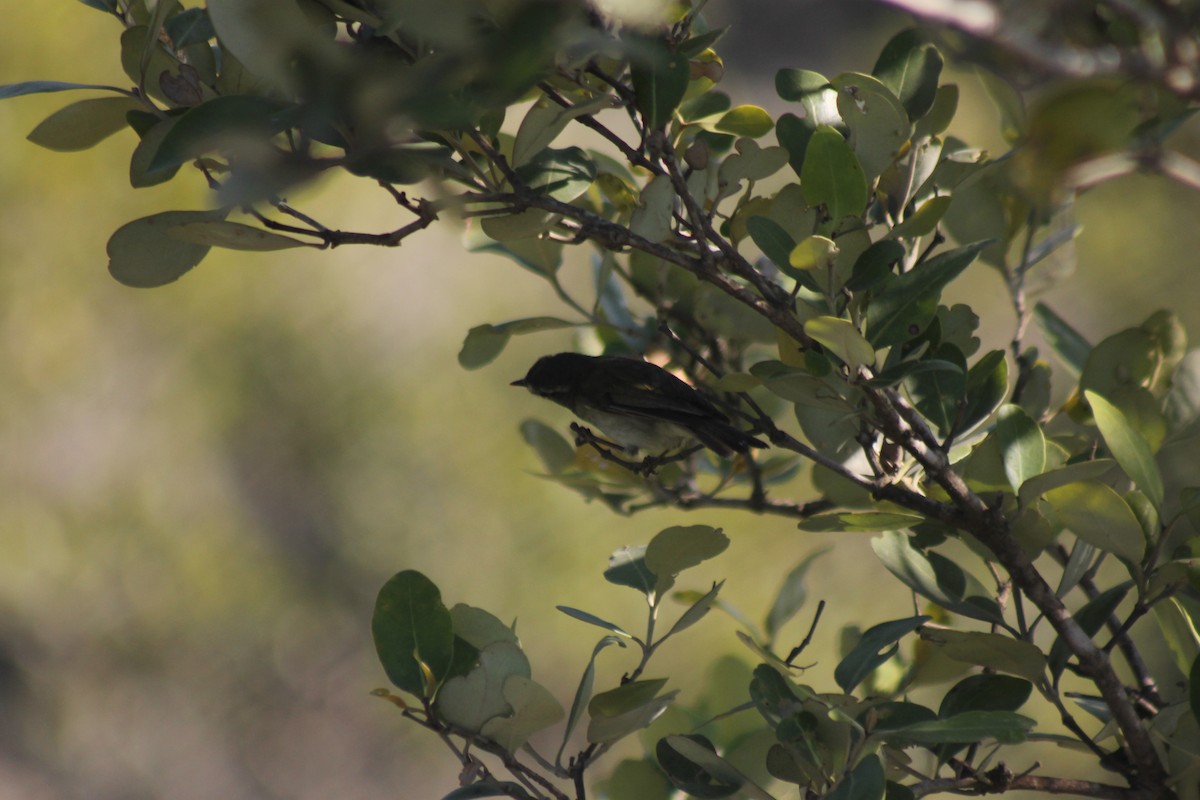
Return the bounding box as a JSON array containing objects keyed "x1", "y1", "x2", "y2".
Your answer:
[
  {"x1": 1043, "y1": 480, "x2": 1147, "y2": 564},
  {"x1": 805, "y1": 316, "x2": 875, "y2": 371},
  {"x1": 1085, "y1": 390, "x2": 1164, "y2": 512},
  {"x1": 107, "y1": 209, "x2": 227, "y2": 287},
  {"x1": 801, "y1": 126, "x2": 868, "y2": 221},
  {"x1": 372, "y1": 570, "x2": 455, "y2": 697},
  {"x1": 167, "y1": 220, "x2": 311, "y2": 251},
  {"x1": 995, "y1": 404, "x2": 1045, "y2": 491},
  {"x1": 27, "y1": 96, "x2": 142, "y2": 151}
]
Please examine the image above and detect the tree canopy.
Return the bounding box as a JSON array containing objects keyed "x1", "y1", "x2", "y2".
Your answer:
[{"x1": 5, "y1": 1, "x2": 1200, "y2": 799}]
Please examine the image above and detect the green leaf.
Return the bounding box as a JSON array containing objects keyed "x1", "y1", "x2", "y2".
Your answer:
[
  {"x1": 746, "y1": 216, "x2": 796, "y2": 271},
  {"x1": 805, "y1": 317, "x2": 875, "y2": 371},
  {"x1": 645, "y1": 526, "x2": 729, "y2": 596},
  {"x1": 871, "y1": 532, "x2": 1005, "y2": 624},
  {"x1": 457, "y1": 317, "x2": 575, "y2": 369},
  {"x1": 665, "y1": 581, "x2": 723, "y2": 638},
  {"x1": 1034, "y1": 302, "x2": 1091, "y2": 376},
  {"x1": 518, "y1": 419, "x2": 575, "y2": 474},
  {"x1": 775, "y1": 69, "x2": 839, "y2": 123},
  {"x1": 835, "y1": 615, "x2": 930, "y2": 693},
  {"x1": 517, "y1": 146, "x2": 596, "y2": 203},
  {"x1": 658, "y1": 736, "x2": 775, "y2": 800},
  {"x1": 604, "y1": 545, "x2": 656, "y2": 596},
  {"x1": 1152, "y1": 598, "x2": 1200, "y2": 674},
  {"x1": 799, "y1": 511, "x2": 925, "y2": 533},
  {"x1": 555, "y1": 606, "x2": 632, "y2": 638},
  {"x1": 512, "y1": 94, "x2": 614, "y2": 167},
  {"x1": 107, "y1": 209, "x2": 228, "y2": 288},
  {"x1": 872, "y1": 29, "x2": 944, "y2": 121},
  {"x1": 956, "y1": 350, "x2": 1009, "y2": 435},
  {"x1": 765, "y1": 549, "x2": 828, "y2": 641},
  {"x1": 1043, "y1": 480, "x2": 1147, "y2": 564},
  {"x1": 802, "y1": 126, "x2": 868, "y2": 221},
  {"x1": 995, "y1": 404, "x2": 1045, "y2": 491},
  {"x1": 630, "y1": 174, "x2": 675, "y2": 243},
  {"x1": 921, "y1": 629, "x2": 1047, "y2": 684},
  {"x1": 938, "y1": 674, "x2": 1033, "y2": 717},
  {"x1": 147, "y1": 94, "x2": 291, "y2": 173},
  {"x1": 915, "y1": 84, "x2": 959, "y2": 138},
  {"x1": 164, "y1": 7, "x2": 216, "y2": 47},
  {"x1": 27, "y1": 96, "x2": 143, "y2": 152},
  {"x1": 865, "y1": 241, "x2": 988, "y2": 348},
  {"x1": 906, "y1": 356, "x2": 967, "y2": 436},
  {"x1": 558, "y1": 636, "x2": 626, "y2": 766},
  {"x1": 831, "y1": 72, "x2": 910, "y2": 179},
  {"x1": 166, "y1": 220, "x2": 311, "y2": 251},
  {"x1": 0, "y1": 80, "x2": 128, "y2": 99},
  {"x1": 1085, "y1": 390, "x2": 1164, "y2": 512},
  {"x1": 713, "y1": 105, "x2": 774, "y2": 137},
  {"x1": 588, "y1": 680, "x2": 676, "y2": 744},
  {"x1": 888, "y1": 710, "x2": 1035, "y2": 745},
  {"x1": 479, "y1": 675, "x2": 564, "y2": 753},
  {"x1": 372, "y1": 570, "x2": 455, "y2": 697},
  {"x1": 846, "y1": 240, "x2": 904, "y2": 292},
  {"x1": 1017, "y1": 458, "x2": 1116, "y2": 508},
  {"x1": 630, "y1": 38, "x2": 689, "y2": 131},
  {"x1": 129, "y1": 114, "x2": 183, "y2": 187},
  {"x1": 887, "y1": 195, "x2": 951, "y2": 240},
  {"x1": 826, "y1": 754, "x2": 885, "y2": 800},
  {"x1": 597, "y1": 759, "x2": 673, "y2": 800},
  {"x1": 1190, "y1": 653, "x2": 1200, "y2": 726},
  {"x1": 437, "y1": 640, "x2": 531, "y2": 732}
]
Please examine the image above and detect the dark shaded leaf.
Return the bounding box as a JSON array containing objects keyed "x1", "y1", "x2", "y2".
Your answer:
[
  {"x1": 826, "y1": 754, "x2": 885, "y2": 800},
  {"x1": 148, "y1": 94, "x2": 291, "y2": 173},
  {"x1": 0, "y1": 80, "x2": 128, "y2": 99},
  {"x1": 605, "y1": 545, "x2": 657, "y2": 596},
  {"x1": 107, "y1": 209, "x2": 227, "y2": 287},
  {"x1": 939, "y1": 674, "x2": 1032, "y2": 717},
  {"x1": 835, "y1": 615, "x2": 930, "y2": 693},
  {"x1": 887, "y1": 711, "x2": 1035, "y2": 745},
  {"x1": 27, "y1": 96, "x2": 142, "y2": 151},
  {"x1": 955, "y1": 350, "x2": 1008, "y2": 436},
  {"x1": 1033, "y1": 302, "x2": 1091, "y2": 376},
  {"x1": 866, "y1": 241, "x2": 988, "y2": 348},
  {"x1": 630, "y1": 37, "x2": 689, "y2": 131},
  {"x1": 372, "y1": 570, "x2": 455, "y2": 697},
  {"x1": 872, "y1": 29, "x2": 944, "y2": 121}
]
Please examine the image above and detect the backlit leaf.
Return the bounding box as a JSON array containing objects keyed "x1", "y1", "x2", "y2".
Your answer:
[
  {"x1": 802, "y1": 126, "x2": 868, "y2": 221},
  {"x1": 1043, "y1": 480, "x2": 1147, "y2": 564},
  {"x1": 995, "y1": 404, "x2": 1045, "y2": 491},
  {"x1": 1085, "y1": 390, "x2": 1164, "y2": 512},
  {"x1": 835, "y1": 615, "x2": 930, "y2": 693},
  {"x1": 107, "y1": 209, "x2": 227, "y2": 287},
  {"x1": 27, "y1": 96, "x2": 142, "y2": 151}
]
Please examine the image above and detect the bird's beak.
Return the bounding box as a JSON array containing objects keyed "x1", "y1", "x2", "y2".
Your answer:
[{"x1": 510, "y1": 379, "x2": 527, "y2": 388}]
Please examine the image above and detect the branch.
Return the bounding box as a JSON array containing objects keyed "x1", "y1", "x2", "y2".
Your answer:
[{"x1": 911, "y1": 770, "x2": 1142, "y2": 799}]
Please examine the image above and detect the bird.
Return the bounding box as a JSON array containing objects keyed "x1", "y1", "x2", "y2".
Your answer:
[{"x1": 511, "y1": 352, "x2": 766, "y2": 458}]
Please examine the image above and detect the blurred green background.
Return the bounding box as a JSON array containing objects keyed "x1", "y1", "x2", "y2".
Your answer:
[{"x1": 2, "y1": 3, "x2": 1199, "y2": 799}]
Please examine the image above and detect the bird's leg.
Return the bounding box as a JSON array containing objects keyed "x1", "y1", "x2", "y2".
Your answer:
[{"x1": 570, "y1": 423, "x2": 647, "y2": 472}]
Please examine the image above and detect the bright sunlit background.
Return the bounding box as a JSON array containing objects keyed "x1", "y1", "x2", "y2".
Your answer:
[{"x1": 2, "y1": 3, "x2": 1199, "y2": 799}]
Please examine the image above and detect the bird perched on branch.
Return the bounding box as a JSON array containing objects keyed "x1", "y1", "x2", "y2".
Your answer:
[{"x1": 512, "y1": 352, "x2": 766, "y2": 458}]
